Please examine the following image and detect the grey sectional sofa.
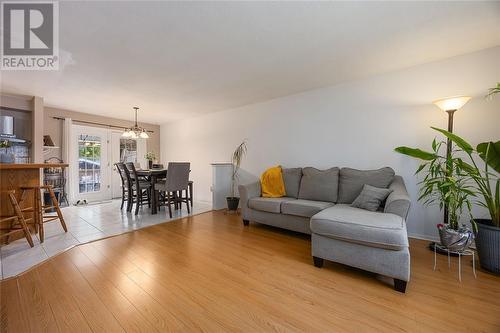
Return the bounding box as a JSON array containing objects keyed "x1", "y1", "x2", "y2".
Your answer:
[{"x1": 238, "y1": 167, "x2": 411, "y2": 293}]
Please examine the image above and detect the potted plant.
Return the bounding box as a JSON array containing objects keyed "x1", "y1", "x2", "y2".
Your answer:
[
  {"x1": 227, "y1": 140, "x2": 247, "y2": 211},
  {"x1": 396, "y1": 83, "x2": 500, "y2": 273},
  {"x1": 395, "y1": 133, "x2": 476, "y2": 252},
  {"x1": 145, "y1": 151, "x2": 156, "y2": 169},
  {"x1": 431, "y1": 131, "x2": 499, "y2": 273},
  {"x1": 434, "y1": 83, "x2": 500, "y2": 273}
]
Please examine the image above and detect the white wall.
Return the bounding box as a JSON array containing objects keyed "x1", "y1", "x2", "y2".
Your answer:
[{"x1": 161, "y1": 46, "x2": 500, "y2": 240}]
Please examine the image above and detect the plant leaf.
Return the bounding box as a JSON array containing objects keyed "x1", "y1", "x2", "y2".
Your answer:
[
  {"x1": 415, "y1": 163, "x2": 427, "y2": 174},
  {"x1": 431, "y1": 127, "x2": 473, "y2": 154},
  {"x1": 395, "y1": 147, "x2": 436, "y2": 160},
  {"x1": 477, "y1": 141, "x2": 500, "y2": 174}
]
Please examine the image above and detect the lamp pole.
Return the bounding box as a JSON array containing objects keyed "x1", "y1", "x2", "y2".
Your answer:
[{"x1": 443, "y1": 109, "x2": 456, "y2": 226}]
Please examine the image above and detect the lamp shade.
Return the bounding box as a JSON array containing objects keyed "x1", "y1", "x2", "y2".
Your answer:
[
  {"x1": 433, "y1": 96, "x2": 471, "y2": 112},
  {"x1": 139, "y1": 130, "x2": 149, "y2": 139}
]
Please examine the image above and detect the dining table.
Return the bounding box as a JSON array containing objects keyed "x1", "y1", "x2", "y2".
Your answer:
[{"x1": 136, "y1": 168, "x2": 167, "y2": 214}]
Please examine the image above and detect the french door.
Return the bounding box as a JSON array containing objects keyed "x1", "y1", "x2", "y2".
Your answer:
[
  {"x1": 71, "y1": 125, "x2": 111, "y2": 203},
  {"x1": 69, "y1": 125, "x2": 148, "y2": 204}
]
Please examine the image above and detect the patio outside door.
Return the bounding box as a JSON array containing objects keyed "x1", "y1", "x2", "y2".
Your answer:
[{"x1": 71, "y1": 125, "x2": 111, "y2": 203}]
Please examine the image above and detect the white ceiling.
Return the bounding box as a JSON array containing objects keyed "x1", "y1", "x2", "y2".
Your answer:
[{"x1": 1, "y1": 1, "x2": 499, "y2": 124}]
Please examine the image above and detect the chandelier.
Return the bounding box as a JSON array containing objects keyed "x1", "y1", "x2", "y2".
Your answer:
[{"x1": 122, "y1": 107, "x2": 149, "y2": 139}]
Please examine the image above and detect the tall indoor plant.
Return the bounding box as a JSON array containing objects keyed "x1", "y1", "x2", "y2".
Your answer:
[
  {"x1": 395, "y1": 133, "x2": 476, "y2": 251},
  {"x1": 433, "y1": 129, "x2": 499, "y2": 273},
  {"x1": 396, "y1": 84, "x2": 500, "y2": 272},
  {"x1": 226, "y1": 140, "x2": 247, "y2": 211}
]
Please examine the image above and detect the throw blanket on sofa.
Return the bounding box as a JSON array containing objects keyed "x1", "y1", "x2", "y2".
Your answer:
[{"x1": 261, "y1": 166, "x2": 286, "y2": 198}]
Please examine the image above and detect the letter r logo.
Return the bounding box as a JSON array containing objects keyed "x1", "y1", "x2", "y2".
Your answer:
[{"x1": 2, "y1": 2, "x2": 54, "y2": 56}]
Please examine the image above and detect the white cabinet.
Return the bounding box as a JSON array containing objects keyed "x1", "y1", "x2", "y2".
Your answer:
[{"x1": 211, "y1": 163, "x2": 233, "y2": 210}]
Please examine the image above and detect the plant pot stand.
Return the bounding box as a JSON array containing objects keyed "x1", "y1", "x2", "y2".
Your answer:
[
  {"x1": 433, "y1": 243, "x2": 476, "y2": 282},
  {"x1": 429, "y1": 241, "x2": 460, "y2": 257}
]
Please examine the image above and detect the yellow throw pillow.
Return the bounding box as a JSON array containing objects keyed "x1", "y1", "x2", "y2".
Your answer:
[{"x1": 261, "y1": 166, "x2": 286, "y2": 198}]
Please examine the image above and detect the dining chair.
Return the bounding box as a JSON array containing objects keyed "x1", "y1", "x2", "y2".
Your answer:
[
  {"x1": 115, "y1": 163, "x2": 130, "y2": 210},
  {"x1": 125, "y1": 162, "x2": 151, "y2": 215},
  {"x1": 155, "y1": 162, "x2": 191, "y2": 218},
  {"x1": 188, "y1": 180, "x2": 194, "y2": 208}
]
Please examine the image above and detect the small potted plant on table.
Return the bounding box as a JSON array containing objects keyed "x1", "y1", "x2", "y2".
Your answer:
[
  {"x1": 226, "y1": 140, "x2": 247, "y2": 212},
  {"x1": 145, "y1": 151, "x2": 156, "y2": 169}
]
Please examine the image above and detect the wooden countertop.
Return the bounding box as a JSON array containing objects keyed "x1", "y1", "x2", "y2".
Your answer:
[{"x1": 0, "y1": 163, "x2": 69, "y2": 170}]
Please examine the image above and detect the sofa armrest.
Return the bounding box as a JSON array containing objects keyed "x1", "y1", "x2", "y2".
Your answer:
[
  {"x1": 238, "y1": 181, "x2": 261, "y2": 219},
  {"x1": 384, "y1": 176, "x2": 411, "y2": 220}
]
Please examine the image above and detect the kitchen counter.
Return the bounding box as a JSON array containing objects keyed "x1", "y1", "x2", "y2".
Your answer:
[
  {"x1": 0, "y1": 163, "x2": 68, "y2": 241},
  {"x1": 0, "y1": 163, "x2": 68, "y2": 169}
]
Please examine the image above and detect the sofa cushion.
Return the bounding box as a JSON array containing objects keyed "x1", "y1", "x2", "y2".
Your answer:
[
  {"x1": 351, "y1": 184, "x2": 393, "y2": 212},
  {"x1": 310, "y1": 204, "x2": 408, "y2": 250},
  {"x1": 248, "y1": 197, "x2": 295, "y2": 214},
  {"x1": 282, "y1": 199, "x2": 334, "y2": 218},
  {"x1": 282, "y1": 168, "x2": 302, "y2": 198},
  {"x1": 298, "y1": 167, "x2": 339, "y2": 202},
  {"x1": 338, "y1": 167, "x2": 395, "y2": 204}
]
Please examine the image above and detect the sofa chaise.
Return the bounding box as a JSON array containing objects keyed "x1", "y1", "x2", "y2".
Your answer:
[{"x1": 238, "y1": 167, "x2": 411, "y2": 293}]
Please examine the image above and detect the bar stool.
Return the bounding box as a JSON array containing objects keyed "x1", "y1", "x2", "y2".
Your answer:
[
  {"x1": 19, "y1": 185, "x2": 67, "y2": 243},
  {"x1": 0, "y1": 191, "x2": 34, "y2": 247}
]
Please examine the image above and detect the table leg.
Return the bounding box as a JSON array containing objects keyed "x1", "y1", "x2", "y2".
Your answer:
[{"x1": 151, "y1": 175, "x2": 158, "y2": 215}]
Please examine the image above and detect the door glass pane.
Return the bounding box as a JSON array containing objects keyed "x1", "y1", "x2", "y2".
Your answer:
[
  {"x1": 120, "y1": 138, "x2": 137, "y2": 163},
  {"x1": 78, "y1": 135, "x2": 102, "y2": 193}
]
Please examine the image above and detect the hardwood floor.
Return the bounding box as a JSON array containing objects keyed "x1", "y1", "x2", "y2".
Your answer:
[{"x1": 1, "y1": 210, "x2": 499, "y2": 332}]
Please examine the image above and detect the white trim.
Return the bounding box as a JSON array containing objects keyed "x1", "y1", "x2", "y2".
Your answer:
[
  {"x1": 62, "y1": 118, "x2": 73, "y2": 203},
  {"x1": 408, "y1": 232, "x2": 439, "y2": 242}
]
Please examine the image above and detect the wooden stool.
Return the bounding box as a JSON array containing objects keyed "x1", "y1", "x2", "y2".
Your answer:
[
  {"x1": 0, "y1": 191, "x2": 34, "y2": 247},
  {"x1": 19, "y1": 185, "x2": 67, "y2": 243}
]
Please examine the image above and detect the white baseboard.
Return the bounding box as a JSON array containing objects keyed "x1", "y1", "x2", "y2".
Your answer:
[{"x1": 408, "y1": 232, "x2": 439, "y2": 242}]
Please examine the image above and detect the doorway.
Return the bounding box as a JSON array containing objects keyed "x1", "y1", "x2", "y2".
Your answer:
[{"x1": 70, "y1": 125, "x2": 146, "y2": 204}]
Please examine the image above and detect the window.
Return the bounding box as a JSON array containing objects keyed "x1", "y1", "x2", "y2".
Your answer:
[
  {"x1": 78, "y1": 135, "x2": 102, "y2": 193},
  {"x1": 120, "y1": 138, "x2": 137, "y2": 163}
]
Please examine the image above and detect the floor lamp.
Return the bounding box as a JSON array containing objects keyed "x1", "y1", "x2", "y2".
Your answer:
[{"x1": 430, "y1": 96, "x2": 471, "y2": 253}]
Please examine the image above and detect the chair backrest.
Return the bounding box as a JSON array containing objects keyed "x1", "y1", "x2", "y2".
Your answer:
[
  {"x1": 125, "y1": 162, "x2": 137, "y2": 178},
  {"x1": 165, "y1": 162, "x2": 190, "y2": 192},
  {"x1": 115, "y1": 163, "x2": 130, "y2": 188},
  {"x1": 125, "y1": 162, "x2": 143, "y2": 189}
]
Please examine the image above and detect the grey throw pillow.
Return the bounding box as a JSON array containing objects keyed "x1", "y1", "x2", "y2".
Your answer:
[
  {"x1": 351, "y1": 184, "x2": 393, "y2": 212},
  {"x1": 338, "y1": 167, "x2": 395, "y2": 203},
  {"x1": 298, "y1": 167, "x2": 339, "y2": 202},
  {"x1": 282, "y1": 168, "x2": 302, "y2": 198}
]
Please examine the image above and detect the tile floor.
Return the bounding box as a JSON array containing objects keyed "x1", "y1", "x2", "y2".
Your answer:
[{"x1": 0, "y1": 199, "x2": 212, "y2": 279}]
